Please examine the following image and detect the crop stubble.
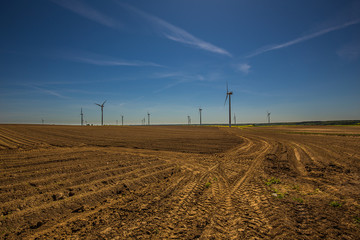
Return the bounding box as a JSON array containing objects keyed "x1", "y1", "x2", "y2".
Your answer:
[{"x1": 0, "y1": 125, "x2": 360, "y2": 239}]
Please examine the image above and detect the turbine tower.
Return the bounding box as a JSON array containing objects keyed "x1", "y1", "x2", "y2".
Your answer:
[
  {"x1": 80, "y1": 108, "x2": 84, "y2": 126},
  {"x1": 199, "y1": 108, "x2": 202, "y2": 125},
  {"x1": 121, "y1": 115, "x2": 124, "y2": 126},
  {"x1": 95, "y1": 100, "x2": 106, "y2": 126},
  {"x1": 234, "y1": 113, "x2": 236, "y2": 125},
  {"x1": 187, "y1": 115, "x2": 191, "y2": 125},
  {"x1": 224, "y1": 82, "x2": 233, "y2": 127},
  {"x1": 41, "y1": 119, "x2": 44, "y2": 125},
  {"x1": 267, "y1": 111, "x2": 271, "y2": 124},
  {"x1": 147, "y1": 112, "x2": 150, "y2": 125}
]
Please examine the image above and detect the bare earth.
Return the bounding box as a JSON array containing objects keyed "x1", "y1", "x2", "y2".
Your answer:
[{"x1": 0, "y1": 124, "x2": 360, "y2": 239}]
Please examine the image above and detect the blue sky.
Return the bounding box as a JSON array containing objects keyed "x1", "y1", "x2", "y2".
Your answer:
[{"x1": 1, "y1": 0, "x2": 360, "y2": 125}]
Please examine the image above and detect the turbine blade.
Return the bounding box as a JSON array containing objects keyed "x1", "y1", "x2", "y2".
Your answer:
[
  {"x1": 226, "y1": 81, "x2": 228, "y2": 93},
  {"x1": 102, "y1": 100, "x2": 107, "y2": 106},
  {"x1": 224, "y1": 94, "x2": 228, "y2": 106},
  {"x1": 95, "y1": 103, "x2": 101, "y2": 106}
]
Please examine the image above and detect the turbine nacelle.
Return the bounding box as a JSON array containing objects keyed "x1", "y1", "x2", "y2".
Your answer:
[
  {"x1": 95, "y1": 100, "x2": 106, "y2": 108},
  {"x1": 224, "y1": 91, "x2": 233, "y2": 105}
]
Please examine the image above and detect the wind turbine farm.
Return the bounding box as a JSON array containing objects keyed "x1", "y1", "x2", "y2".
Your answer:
[{"x1": 1, "y1": 1, "x2": 360, "y2": 239}]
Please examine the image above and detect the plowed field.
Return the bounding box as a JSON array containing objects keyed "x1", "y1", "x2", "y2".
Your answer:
[{"x1": 1, "y1": 124, "x2": 360, "y2": 239}]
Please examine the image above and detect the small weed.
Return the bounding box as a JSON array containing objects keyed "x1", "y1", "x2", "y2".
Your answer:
[
  {"x1": 205, "y1": 182, "x2": 211, "y2": 188},
  {"x1": 307, "y1": 188, "x2": 321, "y2": 195},
  {"x1": 354, "y1": 216, "x2": 360, "y2": 223},
  {"x1": 265, "y1": 177, "x2": 281, "y2": 186},
  {"x1": 293, "y1": 197, "x2": 304, "y2": 203},
  {"x1": 272, "y1": 188, "x2": 286, "y2": 199},
  {"x1": 213, "y1": 177, "x2": 217, "y2": 182},
  {"x1": 329, "y1": 201, "x2": 342, "y2": 208},
  {"x1": 277, "y1": 192, "x2": 285, "y2": 199},
  {"x1": 292, "y1": 184, "x2": 299, "y2": 190}
]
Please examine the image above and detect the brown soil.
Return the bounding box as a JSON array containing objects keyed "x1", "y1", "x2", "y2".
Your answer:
[{"x1": 1, "y1": 124, "x2": 359, "y2": 239}]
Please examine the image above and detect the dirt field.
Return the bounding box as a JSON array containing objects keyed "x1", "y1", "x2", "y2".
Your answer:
[{"x1": 1, "y1": 124, "x2": 360, "y2": 239}]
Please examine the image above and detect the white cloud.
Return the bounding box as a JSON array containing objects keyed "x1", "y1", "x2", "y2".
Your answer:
[
  {"x1": 236, "y1": 63, "x2": 251, "y2": 74},
  {"x1": 122, "y1": 3, "x2": 232, "y2": 57},
  {"x1": 51, "y1": 0, "x2": 122, "y2": 29},
  {"x1": 247, "y1": 18, "x2": 360, "y2": 58}
]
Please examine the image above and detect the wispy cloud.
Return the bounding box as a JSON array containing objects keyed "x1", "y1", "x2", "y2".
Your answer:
[
  {"x1": 29, "y1": 85, "x2": 70, "y2": 99},
  {"x1": 58, "y1": 50, "x2": 163, "y2": 67},
  {"x1": 235, "y1": 63, "x2": 251, "y2": 74},
  {"x1": 70, "y1": 56, "x2": 163, "y2": 67},
  {"x1": 337, "y1": 41, "x2": 360, "y2": 61},
  {"x1": 247, "y1": 18, "x2": 360, "y2": 58},
  {"x1": 151, "y1": 72, "x2": 182, "y2": 79},
  {"x1": 121, "y1": 3, "x2": 231, "y2": 57},
  {"x1": 153, "y1": 80, "x2": 186, "y2": 94},
  {"x1": 51, "y1": 0, "x2": 122, "y2": 29},
  {"x1": 152, "y1": 72, "x2": 205, "y2": 93}
]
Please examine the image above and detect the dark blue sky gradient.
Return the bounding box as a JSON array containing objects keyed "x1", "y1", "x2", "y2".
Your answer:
[{"x1": 1, "y1": 0, "x2": 359, "y2": 125}]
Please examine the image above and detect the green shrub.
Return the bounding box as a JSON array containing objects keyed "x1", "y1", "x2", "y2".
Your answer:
[
  {"x1": 293, "y1": 197, "x2": 304, "y2": 203},
  {"x1": 329, "y1": 201, "x2": 342, "y2": 207},
  {"x1": 266, "y1": 177, "x2": 281, "y2": 186}
]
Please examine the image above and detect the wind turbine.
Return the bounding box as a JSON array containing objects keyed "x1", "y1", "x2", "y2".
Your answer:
[
  {"x1": 187, "y1": 115, "x2": 191, "y2": 125},
  {"x1": 224, "y1": 83, "x2": 233, "y2": 127},
  {"x1": 199, "y1": 108, "x2": 202, "y2": 125},
  {"x1": 41, "y1": 119, "x2": 44, "y2": 125},
  {"x1": 267, "y1": 111, "x2": 271, "y2": 124},
  {"x1": 80, "y1": 108, "x2": 84, "y2": 126},
  {"x1": 147, "y1": 112, "x2": 150, "y2": 126},
  {"x1": 94, "y1": 100, "x2": 106, "y2": 126}
]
